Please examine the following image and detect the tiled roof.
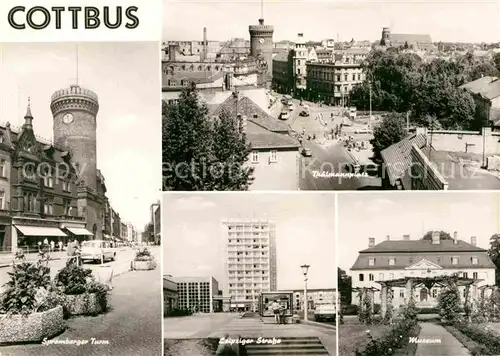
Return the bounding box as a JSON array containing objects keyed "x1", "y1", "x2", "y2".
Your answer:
[
  {"x1": 163, "y1": 71, "x2": 223, "y2": 86},
  {"x1": 212, "y1": 94, "x2": 291, "y2": 133},
  {"x1": 459, "y1": 76, "x2": 500, "y2": 100},
  {"x1": 351, "y1": 239, "x2": 494, "y2": 270},
  {"x1": 389, "y1": 34, "x2": 432, "y2": 44},
  {"x1": 380, "y1": 133, "x2": 427, "y2": 187},
  {"x1": 247, "y1": 127, "x2": 300, "y2": 149}
]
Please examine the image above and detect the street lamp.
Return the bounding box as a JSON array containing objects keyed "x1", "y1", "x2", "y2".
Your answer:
[{"x1": 301, "y1": 264, "x2": 310, "y2": 321}]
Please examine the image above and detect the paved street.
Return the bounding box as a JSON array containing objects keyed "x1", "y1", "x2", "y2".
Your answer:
[
  {"x1": 0, "y1": 247, "x2": 147, "y2": 294},
  {"x1": 272, "y1": 95, "x2": 381, "y2": 190},
  {"x1": 1, "y1": 260, "x2": 162, "y2": 356},
  {"x1": 164, "y1": 312, "x2": 336, "y2": 354}
]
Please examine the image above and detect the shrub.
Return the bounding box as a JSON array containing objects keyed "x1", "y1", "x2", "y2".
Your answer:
[
  {"x1": 85, "y1": 281, "x2": 109, "y2": 314},
  {"x1": 438, "y1": 281, "x2": 462, "y2": 324},
  {"x1": 167, "y1": 308, "x2": 193, "y2": 317},
  {"x1": 454, "y1": 323, "x2": 500, "y2": 354},
  {"x1": 54, "y1": 264, "x2": 93, "y2": 295},
  {"x1": 135, "y1": 248, "x2": 152, "y2": 261},
  {"x1": 342, "y1": 304, "x2": 359, "y2": 316},
  {"x1": 0, "y1": 259, "x2": 51, "y2": 315},
  {"x1": 358, "y1": 292, "x2": 373, "y2": 324}
]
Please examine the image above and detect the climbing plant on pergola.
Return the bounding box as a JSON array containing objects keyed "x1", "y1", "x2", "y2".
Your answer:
[{"x1": 374, "y1": 275, "x2": 481, "y2": 323}]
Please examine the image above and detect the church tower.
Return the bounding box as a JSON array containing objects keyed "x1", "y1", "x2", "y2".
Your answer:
[
  {"x1": 249, "y1": 18, "x2": 274, "y2": 89},
  {"x1": 51, "y1": 84, "x2": 103, "y2": 238}
]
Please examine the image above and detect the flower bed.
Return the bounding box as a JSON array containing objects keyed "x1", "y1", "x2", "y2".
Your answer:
[
  {"x1": 0, "y1": 305, "x2": 65, "y2": 344},
  {"x1": 451, "y1": 322, "x2": 500, "y2": 355},
  {"x1": 55, "y1": 265, "x2": 109, "y2": 317},
  {"x1": 132, "y1": 248, "x2": 157, "y2": 270}
]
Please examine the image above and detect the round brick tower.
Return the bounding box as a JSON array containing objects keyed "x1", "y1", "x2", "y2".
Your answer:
[
  {"x1": 51, "y1": 84, "x2": 99, "y2": 190},
  {"x1": 249, "y1": 18, "x2": 274, "y2": 88}
]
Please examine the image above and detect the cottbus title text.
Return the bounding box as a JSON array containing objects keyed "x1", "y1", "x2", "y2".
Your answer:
[{"x1": 7, "y1": 6, "x2": 139, "y2": 30}]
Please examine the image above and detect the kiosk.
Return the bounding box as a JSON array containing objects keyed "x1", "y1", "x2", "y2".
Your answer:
[{"x1": 258, "y1": 291, "x2": 293, "y2": 319}]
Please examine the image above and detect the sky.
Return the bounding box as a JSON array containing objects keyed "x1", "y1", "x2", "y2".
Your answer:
[
  {"x1": 164, "y1": 0, "x2": 500, "y2": 43},
  {"x1": 337, "y1": 192, "x2": 500, "y2": 273},
  {"x1": 0, "y1": 42, "x2": 161, "y2": 231},
  {"x1": 163, "y1": 193, "x2": 336, "y2": 293}
]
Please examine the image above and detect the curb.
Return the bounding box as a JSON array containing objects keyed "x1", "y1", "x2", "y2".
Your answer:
[{"x1": 297, "y1": 319, "x2": 336, "y2": 330}]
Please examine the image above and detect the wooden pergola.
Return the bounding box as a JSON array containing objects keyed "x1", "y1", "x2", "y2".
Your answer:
[
  {"x1": 374, "y1": 276, "x2": 482, "y2": 321},
  {"x1": 352, "y1": 287, "x2": 379, "y2": 314}
]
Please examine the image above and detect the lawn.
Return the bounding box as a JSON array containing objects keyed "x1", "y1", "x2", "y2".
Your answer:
[{"x1": 338, "y1": 323, "x2": 390, "y2": 356}]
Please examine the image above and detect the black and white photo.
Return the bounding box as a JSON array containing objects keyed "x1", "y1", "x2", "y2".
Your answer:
[
  {"x1": 162, "y1": 0, "x2": 500, "y2": 191},
  {"x1": 0, "y1": 42, "x2": 162, "y2": 356},
  {"x1": 163, "y1": 192, "x2": 336, "y2": 355}
]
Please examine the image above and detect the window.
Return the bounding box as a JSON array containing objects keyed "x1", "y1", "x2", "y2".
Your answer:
[
  {"x1": 400, "y1": 290, "x2": 405, "y2": 298},
  {"x1": 352, "y1": 74, "x2": 356, "y2": 81},
  {"x1": 389, "y1": 273, "x2": 394, "y2": 280},
  {"x1": 180, "y1": 79, "x2": 185, "y2": 86},
  {"x1": 336, "y1": 75, "x2": 341, "y2": 82},
  {"x1": 463, "y1": 272, "x2": 468, "y2": 279},
  {"x1": 344, "y1": 74, "x2": 348, "y2": 81},
  {"x1": 270, "y1": 150, "x2": 278, "y2": 163},
  {"x1": 368, "y1": 257, "x2": 375, "y2": 266},
  {"x1": 359, "y1": 273, "x2": 364, "y2": 282},
  {"x1": 369, "y1": 273, "x2": 374, "y2": 281},
  {"x1": 389, "y1": 257, "x2": 395, "y2": 266},
  {"x1": 379, "y1": 273, "x2": 384, "y2": 280},
  {"x1": 44, "y1": 174, "x2": 53, "y2": 188},
  {"x1": 471, "y1": 256, "x2": 478, "y2": 265},
  {"x1": 0, "y1": 159, "x2": 5, "y2": 178},
  {"x1": 251, "y1": 151, "x2": 259, "y2": 163},
  {"x1": 473, "y1": 272, "x2": 478, "y2": 279},
  {"x1": 452, "y1": 257, "x2": 459, "y2": 265},
  {"x1": 0, "y1": 190, "x2": 4, "y2": 209},
  {"x1": 297, "y1": 68, "x2": 301, "y2": 75},
  {"x1": 432, "y1": 289, "x2": 437, "y2": 298},
  {"x1": 358, "y1": 74, "x2": 361, "y2": 80}
]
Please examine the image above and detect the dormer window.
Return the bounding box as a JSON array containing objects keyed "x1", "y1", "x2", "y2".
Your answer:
[
  {"x1": 452, "y1": 257, "x2": 459, "y2": 265},
  {"x1": 389, "y1": 257, "x2": 395, "y2": 266},
  {"x1": 0, "y1": 134, "x2": 4, "y2": 144},
  {"x1": 368, "y1": 257, "x2": 375, "y2": 266},
  {"x1": 471, "y1": 256, "x2": 478, "y2": 265}
]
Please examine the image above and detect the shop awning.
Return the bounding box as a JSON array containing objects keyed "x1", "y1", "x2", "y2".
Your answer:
[
  {"x1": 15, "y1": 225, "x2": 67, "y2": 237},
  {"x1": 66, "y1": 227, "x2": 93, "y2": 236}
]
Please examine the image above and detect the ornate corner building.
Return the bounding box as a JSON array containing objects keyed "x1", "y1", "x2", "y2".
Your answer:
[{"x1": 0, "y1": 84, "x2": 123, "y2": 254}]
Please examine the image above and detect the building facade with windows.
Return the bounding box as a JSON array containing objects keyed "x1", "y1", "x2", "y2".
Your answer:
[
  {"x1": 0, "y1": 85, "x2": 125, "y2": 254},
  {"x1": 291, "y1": 288, "x2": 336, "y2": 311},
  {"x1": 211, "y1": 91, "x2": 300, "y2": 190},
  {"x1": 306, "y1": 58, "x2": 365, "y2": 106},
  {"x1": 223, "y1": 218, "x2": 278, "y2": 312},
  {"x1": 163, "y1": 274, "x2": 178, "y2": 315},
  {"x1": 350, "y1": 232, "x2": 496, "y2": 309},
  {"x1": 175, "y1": 276, "x2": 219, "y2": 313}
]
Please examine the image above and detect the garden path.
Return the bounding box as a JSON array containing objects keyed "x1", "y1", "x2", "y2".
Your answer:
[{"x1": 415, "y1": 322, "x2": 470, "y2": 356}]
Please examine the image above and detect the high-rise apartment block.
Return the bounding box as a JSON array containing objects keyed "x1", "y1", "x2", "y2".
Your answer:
[{"x1": 223, "y1": 218, "x2": 278, "y2": 311}]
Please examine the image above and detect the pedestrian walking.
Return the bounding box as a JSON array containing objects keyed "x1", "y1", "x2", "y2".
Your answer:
[
  {"x1": 271, "y1": 300, "x2": 280, "y2": 324},
  {"x1": 279, "y1": 305, "x2": 287, "y2": 324},
  {"x1": 50, "y1": 240, "x2": 55, "y2": 253},
  {"x1": 43, "y1": 237, "x2": 48, "y2": 247},
  {"x1": 58, "y1": 240, "x2": 63, "y2": 251}
]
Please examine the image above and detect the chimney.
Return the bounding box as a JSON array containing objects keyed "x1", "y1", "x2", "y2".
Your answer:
[
  {"x1": 258, "y1": 18, "x2": 264, "y2": 25},
  {"x1": 453, "y1": 231, "x2": 458, "y2": 244},
  {"x1": 298, "y1": 33, "x2": 304, "y2": 38},
  {"x1": 431, "y1": 231, "x2": 440, "y2": 244},
  {"x1": 471, "y1": 236, "x2": 477, "y2": 246},
  {"x1": 202, "y1": 27, "x2": 208, "y2": 62},
  {"x1": 386, "y1": 235, "x2": 390, "y2": 241},
  {"x1": 403, "y1": 234, "x2": 410, "y2": 241},
  {"x1": 368, "y1": 237, "x2": 375, "y2": 248}
]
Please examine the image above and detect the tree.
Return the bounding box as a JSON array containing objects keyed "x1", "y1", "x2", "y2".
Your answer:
[
  {"x1": 370, "y1": 112, "x2": 407, "y2": 160},
  {"x1": 494, "y1": 53, "x2": 500, "y2": 74},
  {"x1": 337, "y1": 267, "x2": 352, "y2": 305},
  {"x1": 488, "y1": 234, "x2": 500, "y2": 285},
  {"x1": 162, "y1": 84, "x2": 255, "y2": 190},
  {"x1": 421, "y1": 231, "x2": 452, "y2": 240},
  {"x1": 143, "y1": 222, "x2": 155, "y2": 244}
]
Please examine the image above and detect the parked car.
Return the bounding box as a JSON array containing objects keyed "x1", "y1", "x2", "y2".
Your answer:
[
  {"x1": 280, "y1": 111, "x2": 290, "y2": 120},
  {"x1": 354, "y1": 127, "x2": 373, "y2": 134},
  {"x1": 80, "y1": 240, "x2": 116, "y2": 263},
  {"x1": 299, "y1": 109, "x2": 310, "y2": 117},
  {"x1": 348, "y1": 107, "x2": 357, "y2": 119},
  {"x1": 314, "y1": 304, "x2": 336, "y2": 322},
  {"x1": 302, "y1": 147, "x2": 312, "y2": 157}
]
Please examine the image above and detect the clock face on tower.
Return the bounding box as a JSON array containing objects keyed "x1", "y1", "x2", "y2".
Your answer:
[
  {"x1": 259, "y1": 38, "x2": 265, "y2": 44},
  {"x1": 62, "y1": 113, "x2": 74, "y2": 124}
]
